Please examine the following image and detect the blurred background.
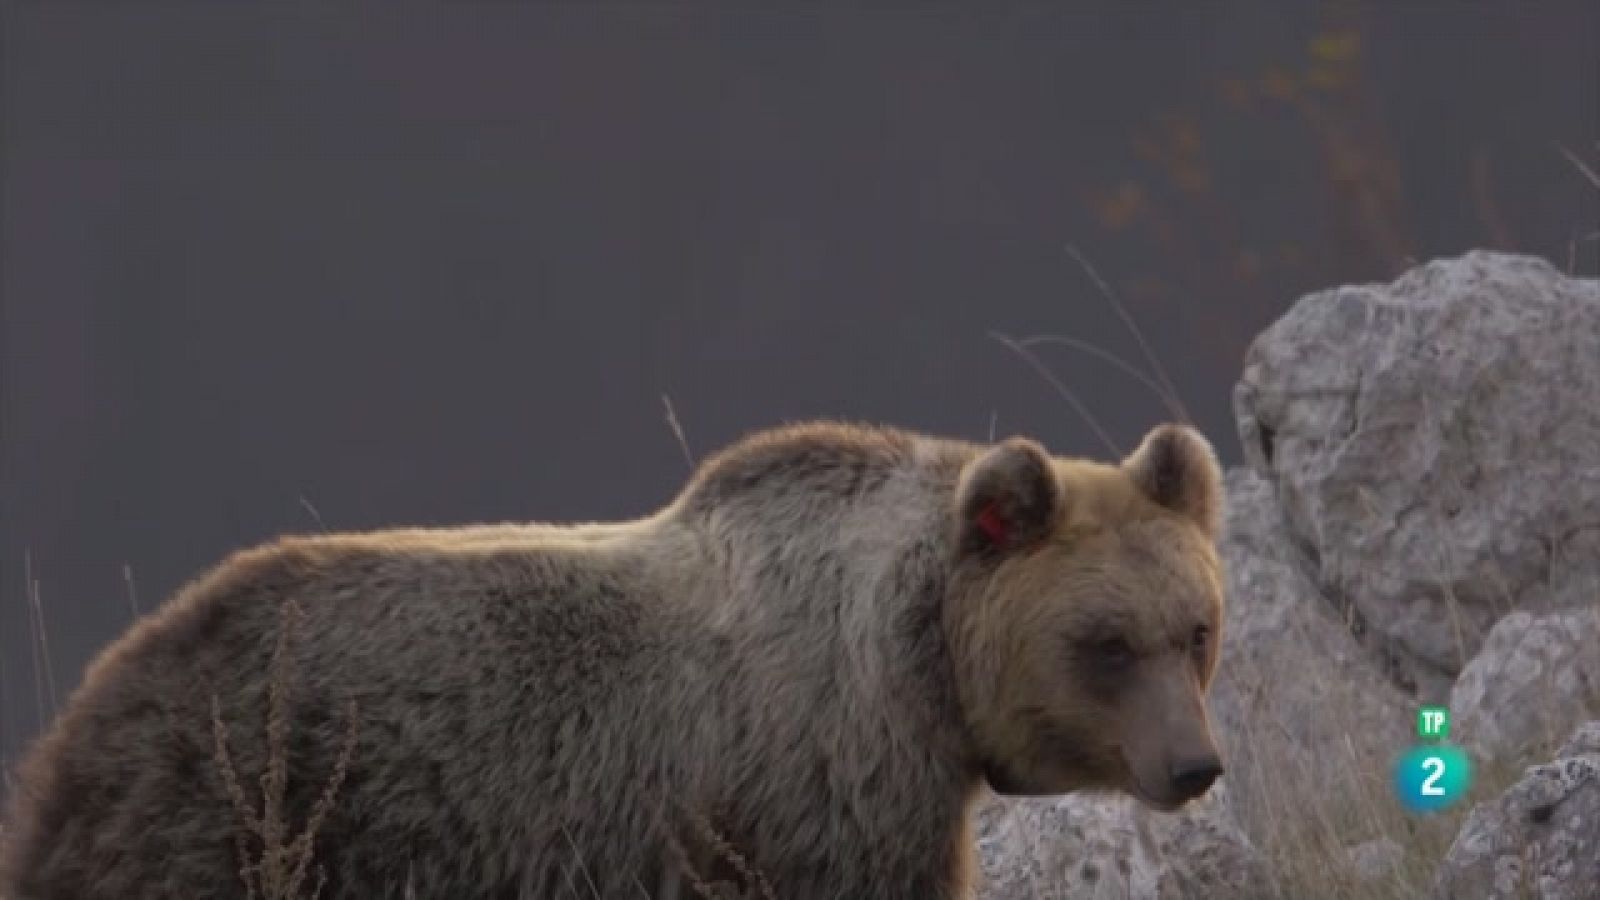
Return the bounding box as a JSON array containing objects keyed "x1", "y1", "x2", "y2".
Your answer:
[{"x1": 2, "y1": 1, "x2": 1596, "y2": 771}]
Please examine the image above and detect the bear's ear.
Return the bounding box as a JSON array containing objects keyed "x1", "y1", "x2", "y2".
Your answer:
[
  {"x1": 1122, "y1": 423, "x2": 1223, "y2": 537},
  {"x1": 955, "y1": 437, "x2": 1062, "y2": 556}
]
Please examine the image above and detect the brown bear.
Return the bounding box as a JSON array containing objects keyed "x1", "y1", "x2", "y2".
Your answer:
[{"x1": 0, "y1": 420, "x2": 1228, "y2": 900}]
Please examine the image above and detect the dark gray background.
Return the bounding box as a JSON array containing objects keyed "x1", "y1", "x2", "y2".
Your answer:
[{"x1": 3, "y1": 1, "x2": 1596, "y2": 770}]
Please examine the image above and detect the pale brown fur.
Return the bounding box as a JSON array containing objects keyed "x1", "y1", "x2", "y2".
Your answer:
[{"x1": 1, "y1": 420, "x2": 1226, "y2": 899}]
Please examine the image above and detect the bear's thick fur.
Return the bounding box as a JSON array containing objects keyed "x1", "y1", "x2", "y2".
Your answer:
[{"x1": 1, "y1": 420, "x2": 1228, "y2": 899}]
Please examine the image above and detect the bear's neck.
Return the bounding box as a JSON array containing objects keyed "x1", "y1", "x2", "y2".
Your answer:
[{"x1": 665, "y1": 428, "x2": 986, "y2": 894}]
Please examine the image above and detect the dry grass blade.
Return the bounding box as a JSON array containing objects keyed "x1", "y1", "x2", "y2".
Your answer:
[
  {"x1": 686, "y1": 807, "x2": 776, "y2": 900},
  {"x1": 214, "y1": 694, "x2": 264, "y2": 900},
  {"x1": 1556, "y1": 143, "x2": 1600, "y2": 190},
  {"x1": 282, "y1": 698, "x2": 359, "y2": 898},
  {"x1": 662, "y1": 394, "x2": 696, "y2": 470},
  {"x1": 213, "y1": 598, "x2": 360, "y2": 900},
  {"x1": 259, "y1": 602, "x2": 299, "y2": 895},
  {"x1": 213, "y1": 695, "x2": 266, "y2": 841},
  {"x1": 558, "y1": 825, "x2": 603, "y2": 900},
  {"x1": 297, "y1": 496, "x2": 328, "y2": 534},
  {"x1": 24, "y1": 551, "x2": 59, "y2": 724},
  {"x1": 1013, "y1": 333, "x2": 1188, "y2": 423},
  {"x1": 662, "y1": 825, "x2": 715, "y2": 900},
  {"x1": 1063, "y1": 244, "x2": 1191, "y2": 424},
  {"x1": 24, "y1": 552, "x2": 48, "y2": 733},
  {"x1": 122, "y1": 563, "x2": 141, "y2": 620},
  {"x1": 990, "y1": 331, "x2": 1121, "y2": 456}
]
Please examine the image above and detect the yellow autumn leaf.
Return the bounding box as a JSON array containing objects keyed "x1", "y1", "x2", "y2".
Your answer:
[{"x1": 1309, "y1": 30, "x2": 1362, "y2": 63}]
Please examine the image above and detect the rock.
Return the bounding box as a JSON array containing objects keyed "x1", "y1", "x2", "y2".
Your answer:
[
  {"x1": 1558, "y1": 722, "x2": 1600, "y2": 757},
  {"x1": 1452, "y1": 607, "x2": 1600, "y2": 764},
  {"x1": 1432, "y1": 721, "x2": 1600, "y2": 900},
  {"x1": 1209, "y1": 467, "x2": 1410, "y2": 834},
  {"x1": 1234, "y1": 251, "x2": 1600, "y2": 695},
  {"x1": 1345, "y1": 837, "x2": 1406, "y2": 883},
  {"x1": 974, "y1": 785, "x2": 1272, "y2": 900}
]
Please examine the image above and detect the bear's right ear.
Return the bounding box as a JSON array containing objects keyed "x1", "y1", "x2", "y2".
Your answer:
[
  {"x1": 1122, "y1": 422, "x2": 1224, "y2": 538},
  {"x1": 954, "y1": 437, "x2": 1062, "y2": 557}
]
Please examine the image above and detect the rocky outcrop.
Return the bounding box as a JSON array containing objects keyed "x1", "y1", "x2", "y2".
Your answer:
[
  {"x1": 975, "y1": 786, "x2": 1271, "y2": 900},
  {"x1": 1452, "y1": 608, "x2": 1600, "y2": 762},
  {"x1": 1431, "y1": 722, "x2": 1600, "y2": 900},
  {"x1": 1234, "y1": 251, "x2": 1600, "y2": 696}
]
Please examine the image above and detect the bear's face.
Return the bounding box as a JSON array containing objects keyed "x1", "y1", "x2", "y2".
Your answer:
[{"x1": 945, "y1": 424, "x2": 1226, "y2": 811}]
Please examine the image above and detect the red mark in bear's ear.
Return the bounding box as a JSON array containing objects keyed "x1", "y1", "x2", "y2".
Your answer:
[{"x1": 975, "y1": 503, "x2": 1009, "y2": 547}]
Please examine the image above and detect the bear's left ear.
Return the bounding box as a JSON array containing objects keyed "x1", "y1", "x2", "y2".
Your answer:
[
  {"x1": 1123, "y1": 423, "x2": 1223, "y2": 537},
  {"x1": 955, "y1": 437, "x2": 1062, "y2": 557}
]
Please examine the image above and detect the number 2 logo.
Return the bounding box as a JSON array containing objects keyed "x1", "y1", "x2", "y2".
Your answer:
[
  {"x1": 1420, "y1": 756, "x2": 1446, "y2": 796},
  {"x1": 1394, "y1": 745, "x2": 1470, "y2": 812}
]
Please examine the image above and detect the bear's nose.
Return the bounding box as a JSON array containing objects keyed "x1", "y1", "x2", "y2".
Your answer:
[{"x1": 1168, "y1": 755, "x2": 1223, "y2": 800}]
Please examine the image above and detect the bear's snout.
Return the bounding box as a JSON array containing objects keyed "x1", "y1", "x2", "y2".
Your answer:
[{"x1": 1167, "y1": 753, "x2": 1224, "y2": 801}]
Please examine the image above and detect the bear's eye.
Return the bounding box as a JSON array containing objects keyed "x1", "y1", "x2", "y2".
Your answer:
[
  {"x1": 1191, "y1": 624, "x2": 1210, "y2": 653},
  {"x1": 1092, "y1": 637, "x2": 1135, "y2": 668}
]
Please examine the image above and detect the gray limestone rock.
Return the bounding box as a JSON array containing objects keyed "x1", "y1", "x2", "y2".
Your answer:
[
  {"x1": 974, "y1": 785, "x2": 1272, "y2": 900},
  {"x1": 1452, "y1": 608, "x2": 1600, "y2": 764},
  {"x1": 1235, "y1": 252, "x2": 1600, "y2": 694},
  {"x1": 1432, "y1": 721, "x2": 1600, "y2": 900}
]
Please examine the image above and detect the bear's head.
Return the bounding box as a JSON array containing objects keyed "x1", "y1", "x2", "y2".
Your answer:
[{"x1": 945, "y1": 423, "x2": 1227, "y2": 811}]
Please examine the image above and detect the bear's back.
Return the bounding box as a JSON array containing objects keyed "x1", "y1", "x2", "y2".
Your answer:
[{"x1": 3, "y1": 525, "x2": 714, "y2": 899}]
